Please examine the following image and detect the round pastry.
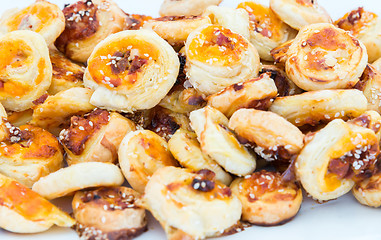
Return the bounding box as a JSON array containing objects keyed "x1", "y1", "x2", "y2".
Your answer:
[
  {"x1": 55, "y1": 0, "x2": 126, "y2": 63},
  {"x1": 296, "y1": 119, "x2": 379, "y2": 201},
  {"x1": 0, "y1": 123, "x2": 63, "y2": 188},
  {"x1": 143, "y1": 16, "x2": 211, "y2": 47},
  {"x1": 125, "y1": 14, "x2": 152, "y2": 30},
  {"x1": 118, "y1": 130, "x2": 178, "y2": 193},
  {"x1": 355, "y1": 64, "x2": 381, "y2": 114},
  {"x1": 269, "y1": 0, "x2": 332, "y2": 30},
  {"x1": 353, "y1": 172, "x2": 381, "y2": 208},
  {"x1": 270, "y1": 39, "x2": 293, "y2": 64},
  {"x1": 231, "y1": 170, "x2": 302, "y2": 226},
  {"x1": 229, "y1": 109, "x2": 304, "y2": 163},
  {"x1": 0, "y1": 0, "x2": 65, "y2": 45},
  {"x1": 207, "y1": 73, "x2": 278, "y2": 117},
  {"x1": 185, "y1": 24, "x2": 260, "y2": 95},
  {"x1": 189, "y1": 106, "x2": 256, "y2": 176},
  {"x1": 237, "y1": 1, "x2": 297, "y2": 61},
  {"x1": 159, "y1": 87, "x2": 206, "y2": 114},
  {"x1": 84, "y1": 29, "x2": 179, "y2": 112},
  {"x1": 0, "y1": 173, "x2": 75, "y2": 233},
  {"x1": 60, "y1": 109, "x2": 136, "y2": 165},
  {"x1": 168, "y1": 128, "x2": 232, "y2": 185},
  {"x1": 48, "y1": 48, "x2": 84, "y2": 95},
  {"x1": 285, "y1": 23, "x2": 368, "y2": 91},
  {"x1": 7, "y1": 109, "x2": 33, "y2": 127},
  {"x1": 159, "y1": 0, "x2": 222, "y2": 17},
  {"x1": 269, "y1": 89, "x2": 368, "y2": 126},
  {"x1": 335, "y1": 8, "x2": 381, "y2": 63},
  {"x1": 31, "y1": 87, "x2": 95, "y2": 136},
  {"x1": 374, "y1": 57, "x2": 381, "y2": 72},
  {"x1": 0, "y1": 30, "x2": 52, "y2": 112},
  {"x1": 348, "y1": 110, "x2": 381, "y2": 142},
  {"x1": 144, "y1": 166, "x2": 241, "y2": 239},
  {"x1": 73, "y1": 187, "x2": 147, "y2": 239},
  {"x1": 203, "y1": 6, "x2": 250, "y2": 40}
]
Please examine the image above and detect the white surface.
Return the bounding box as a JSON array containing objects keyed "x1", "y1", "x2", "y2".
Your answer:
[{"x1": 1, "y1": 0, "x2": 381, "y2": 240}]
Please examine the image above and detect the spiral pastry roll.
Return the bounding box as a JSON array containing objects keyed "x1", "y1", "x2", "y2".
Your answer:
[
  {"x1": 143, "y1": 16, "x2": 211, "y2": 48},
  {"x1": 190, "y1": 106, "x2": 256, "y2": 176},
  {"x1": 31, "y1": 87, "x2": 95, "y2": 135},
  {"x1": 60, "y1": 109, "x2": 135, "y2": 165},
  {"x1": 296, "y1": 119, "x2": 379, "y2": 201},
  {"x1": 270, "y1": 39, "x2": 293, "y2": 64},
  {"x1": 159, "y1": 0, "x2": 222, "y2": 17},
  {"x1": 7, "y1": 110, "x2": 33, "y2": 128},
  {"x1": 144, "y1": 166, "x2": 241, "y2": 239},
  {"x1": 335, "y1": 8, "x2": 381, "y2": 63},
  {"x1": 159, "y1": 87, "x2": 206, "y2": 114},
  {"x1": 32, "y1": 162, "x2": 124, "y2": 200},
  {"x1": 185, "y1": 24, "x2": 260, "y2": 95},
  {"x1": 118, "y1": 130, "x2": 178, "y2": 194},
  {"x1": 48, "y1": 48, "x2": 84, "y2": 95},
  {"x1": 203, "y1": 6, "x2": 250, "y2": 40},
  {"x1": 353, "y1": 172, "x2": 381, "y2": 208},
  {"x1": 207, "y1": 73, "x2": 278, "y2": 117},
  {"x1": 0, "y1": 174, "x2": 74, "y2": 233},
  {"x1": 0, "y1": 123, "x2": 63, "y2": 188},
  {"x1": 84, "y1": 30, "x2": 179, "y2": 112},
  {"x1": 269, "y1": 90, "x2": 368, "y2": 126},
  {"x1": 229, "y1": 109, "x2": 304, "y2": 164},
  {"x1": 125, "y1": 14, "x2": 152, "y2": 30},
  {"x1": 356, "y1": 64, "x2": 381, "y2": 111},
  {"x1": 285, "y1": 23, "x2": 368, "y2": 91},
  {"x1": 0, "y1": 30, "x2": 52, "y2": 112},
  {"x1": 168, "y1": 129, "x2": 232, "y2": 185},
  {"x1": 349, "y1": 110, "x2": 381, "y2": 142},
  {"x1": 237, "y1": 1, "x2": 297, "y2": 61},
  {"x1": 270, "y1": 0, "x2": 332, "y2": 30},
  {"x1": 231, "y1": 170, "x2": 302, "y2": 225},
  {"x1": 72, "y1": 187, "x2": 147, "y2": 239},
  {"x1": 374, "y1": 58, "x2": 381, "y2": 72},
  {"x1": 0, "y1": 0, "x2": 65, "y2": 45}
]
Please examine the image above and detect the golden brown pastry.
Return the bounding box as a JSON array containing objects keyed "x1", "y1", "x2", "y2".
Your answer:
[
  {"x1": 348, "y1": 110, "x2": 381, "y2": 142},
  {"x1": 159, "y1": 0, "x2": 222, "y2": 17},
  {"x1": 118, "y1": 130, "x2": 178, "y2": 193},
  {"x1": 144, "y1": 166, "x2": 241, "y2": 239},
  {"x1": 355, "y1": 64, "x2": 381, "y2": 114},
  {"x1": 0, "y1": 173, "x2": 74, "y2": 233},
  {"x1": 84, "y1": 29, "x2": 180, "y2": 112},
  {"x1": 270, "y1": 39, "x2": 293, "y2": 64},
  {"x1": 231, "y1": 170, "x2": 302, "y2": 225},
  {"x1": 269, "y1": 89, "x2": 368, "y2": 126},
  {"x1": 374, "y1": 57, "x2": 381, "y2": 72},
  {"x1": 7, "y1": 109, "x2": 33, "y2": 127},
  {"x1": 159, "y1": 87, "x2": 206, "y2": 114},
  {"x1": 124, "y1": 14, "x2": 152, "y2": 30},
  {"x1": 0, "y1": 123, "x2": 63, "y2": 188},
  {"x1": 335, "y1": 8, "x2": 381, "y2": 63},
  {"x1": 0, "y1": 30, "x2": 52, "y2": 112},
  {"x1": 185, "y1": 24, "x2": 260, "y2": 95},
  {"x1": 0, "y1": 0, "x2": 65, "y2": 45},
  {"x1": 60, "y1": 109, "x2": 136, "y2": 165},
  {"x1": 353, "y1": 172, "x2": 381, "y2": 208},
  {"x1": 207, "y1": 73, "x2": 278, "y2": 117},
  {"x1": 73, "y1": 187, "x2": 147, "y2": 239},
  {"x1": 55, "y1": 0, "x2": 126, "y2": 63},
  {"x1": 270, "y1": 0, "x2": 332, "y2": 30},
  {"x1": 32, "y1": 162, "x2": 125, "y2": 200},
  {"x1": 190, "y1": 106, "x2": 256, "y2": 176},
  {"x1": 237, "y1": 1, "x2": 297, "y2": 61}
]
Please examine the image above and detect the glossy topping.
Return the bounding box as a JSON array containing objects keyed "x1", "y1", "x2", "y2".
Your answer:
[{"x1": 335, "y1": 8, "x2": 378, "y2": 37}]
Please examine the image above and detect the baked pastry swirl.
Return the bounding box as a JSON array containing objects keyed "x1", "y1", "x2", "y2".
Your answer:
[
  {"x1": 355, "y1": 64, "x2": 381, "y2": 114},
  {"x1": 0, "y1": 30, "x2": 52, "y2": 112},
  {"x1": 353, "y1": 172, "x2": 381, "y2": 208},
  {"x1": 0, "y1": 173, "x2": 74, "y2": 233},
  {"x1": 84, "y1": 29, "x2": 180, "y2": 112},
  {"x1": 159, "y1": 0, "x2": 222, "y2": 17},
  {"x1": 185, "y1": 24, "x2": 260, "y2": 95},
  {"x1": 0, "y1": 0, "x2": 65, "y2": 45}
]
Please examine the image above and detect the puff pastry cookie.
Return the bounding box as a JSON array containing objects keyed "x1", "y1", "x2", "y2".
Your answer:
[
  {"x1": 144, "y1": 166, "x2": 241, "y2": 239},
  {"x1": 355, "y1": 64, "x2": 381, "y2": 114},
  {"x1": 118, "y1": 130, "x2": 178, "y2": 193},
  {"x1": 73, "y1": 186, "x2": 147, "y2": 239},
  {"x1": 55, "y1": 0, "x2": 126, "y2": 63},
  {"x1": 159, "y1": 0, "x2": 222, "y2": 17},
  {"x1": 349, "y1": 110, "x2": 381, "y2": 142},
  {"x1": 185, "y1": 24, "x2": 260, "y2": 95},
  {"x1": 353, "y1": 172, "x2": 381, "y2": 208},
  {"x1": 0, "y1": 0, "x2": 65, "y2": 45},
  {"x1": 84, "y1": 29, "x2": 179, "y2": 112},
  {"x1": 61, "y1": 109, "x2": 136, "y2": 165},
  {"x1": 0, "y1": 30, "x2": 52, "y2": 112},
  {"x1": 0, "y1": 173, "x2": 74, "y2": 233}
]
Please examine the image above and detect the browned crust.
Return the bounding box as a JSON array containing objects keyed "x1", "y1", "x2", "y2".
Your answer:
[
  {"x1": 125, "y1": 14, "x2": 152, "y2": 30},
  {"x1": 244, "y1": 214, "x2": 298, "y2": 227},
  {"x1": 32, "y1": 94, "x2": 49, "y2": 106},
  {"x1": 146, "y1": 107, "x2": 181, "y2": 141},
  {"x1": 74, "y1": 223, "x2": 147, "y2": 240},
  {"x1": 50, "y1": 49, "x2": 84, "y2": 83},
  {"x1": 155, "y1": 15, "x2": 199, "y2": 21}
]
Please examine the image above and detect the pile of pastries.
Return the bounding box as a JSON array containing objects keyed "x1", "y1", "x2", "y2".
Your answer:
[{"x1": 0, "y1": 0, "x2": 381, "y2": 239}]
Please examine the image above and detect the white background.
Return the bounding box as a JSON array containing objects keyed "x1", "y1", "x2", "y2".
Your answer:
[{"x1": 1, "y1": 0, "x2": 381, "y2": 240}]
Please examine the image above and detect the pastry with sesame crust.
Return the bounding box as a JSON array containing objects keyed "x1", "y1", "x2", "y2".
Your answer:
[
  {"x1": 84, "y1": 29, "x2": 180, "y2": 112},
  {"x1": 348, "y1": 110, "x2": 381, "y2": 142},
  {"x1": 353, "y1": 172, "x2": 381, "y2": 208},
  {"x1": 0, "y1": 0, "x2": 65, "y2": 45},
  {"x1": 185, "y1": 24, "x2": 260, "y2": 95},
  {"x1": 0, "y1": 30, "x2": 52, "y2": 112},
  {"x1": 72, "y1": 186, "x2": 147, "y2": 239},
  {"x1": 354, "y1": 65, "x2": 381, "y2": 114},
  {"x1": 55, "y1": 0, "x2": 126, "y2": 63},
  {"x1": 159, "y1": 0, "x2": 222, "y2": 17},
  {"x1": 144, "y1": 166, "x2": 241, "y2": 239}
]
